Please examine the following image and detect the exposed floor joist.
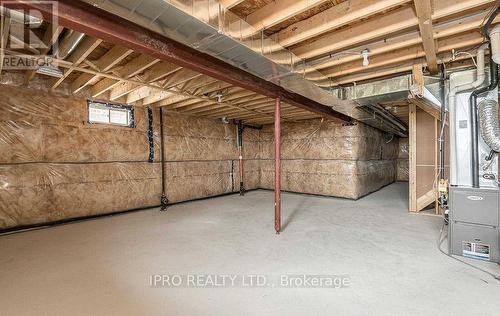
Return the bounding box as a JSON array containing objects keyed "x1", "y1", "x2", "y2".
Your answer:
[{"x1": 413, "y1": 0, "x2": 439, "y2": 73}]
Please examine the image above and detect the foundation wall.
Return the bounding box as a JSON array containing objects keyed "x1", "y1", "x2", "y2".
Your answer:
[
  {"x1": 162, "y1": 111, "x2": 260, "y2": 203},
  {"x1": 397, "y1": 137, "x2": 410, "y2": 182},
  {"x1": 259, "y1": 120, "x2": 398, "y2": 199},
  {"x1": 0, "y1": 82, "x2": 398, "y2": 230},
  {"x1": 0, "y1": 84, "x2": 256, "y2": 229}
]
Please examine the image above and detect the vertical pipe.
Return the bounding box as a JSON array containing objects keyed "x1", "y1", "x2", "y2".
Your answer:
[
  {"x1": 469, "y1": 48, "x2": 498, "y2": 188},
  {"x1": 159, "y1": 107, "x2": 168, "y2": 211},
  {"x1": 237, "y1": 121, "x2": 245, "y2": 195},
  {"x1": 274, "y1": 97, "x2": 281, "y2": 234},
  {"x1": 438, "y1": 64, "x2": 446, "y2": 180}
]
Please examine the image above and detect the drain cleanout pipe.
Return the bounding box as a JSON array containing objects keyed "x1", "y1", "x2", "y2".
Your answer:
[
  {"x1": 274, "y1": 97, "x2": 281, "y2": 234},
  {"x1": 448, "y1": 43, "x2": 488, "y2": 185},
  {"x1": 469, "y1": 47, "x2": 498, "y2": 188}
]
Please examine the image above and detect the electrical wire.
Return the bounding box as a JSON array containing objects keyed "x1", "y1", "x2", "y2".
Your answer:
[
  {"x1": 452, "y1": 51, "x2": 478, "y2": 68},
  {"x1": 437, "y1": 222, "x2": 500, "y2": 281}
]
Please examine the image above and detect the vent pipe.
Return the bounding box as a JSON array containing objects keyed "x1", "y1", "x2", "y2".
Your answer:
[
  {"x1": 490, "y1": 24, "x2": 500, "y2": 64},
  {"x1": 469, "y1": 50, "x2": 498, "y2": 188},
  {"x1": 449, "y1": 43, "x2": 488, "y2": 186}
]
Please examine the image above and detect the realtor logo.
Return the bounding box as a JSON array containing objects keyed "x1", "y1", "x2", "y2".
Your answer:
[{"x1": 0, "y1": 1, "x2": 58, "y2": 70}]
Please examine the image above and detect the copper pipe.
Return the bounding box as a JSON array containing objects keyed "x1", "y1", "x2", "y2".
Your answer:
[{"x1": 274, "y1": 97, "x2": 281, "y2": 234}]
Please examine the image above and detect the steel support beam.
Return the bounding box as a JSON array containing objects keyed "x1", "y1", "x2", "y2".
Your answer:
[
  {"x1": 4, "y1": 0, "x2": 352, "y2": 123},
  {"x1": 274, "y1": 98, "x2": 281, "y2": 234}
]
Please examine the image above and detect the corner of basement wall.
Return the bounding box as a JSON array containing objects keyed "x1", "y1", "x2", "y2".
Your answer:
[{"x1": 256, "y1": 119, "x2": 399, "y2": 199}]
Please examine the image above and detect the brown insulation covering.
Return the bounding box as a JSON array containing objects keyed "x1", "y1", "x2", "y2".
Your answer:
[
  {"x1": 162, "y1": 112, "x2": 260, "y2": 203},
  {"x1": 0, "y1": 85, "x2": 255, "y2": 229},
  {"x1": 0, "y1": 82, "x2": 398, "y2": 229},
  {"x1": 259, "y1": 120, "x2": 398, "y2": 199},
  {"x1": 397, "y1": 137, "x2": 409, "y2": 181}
]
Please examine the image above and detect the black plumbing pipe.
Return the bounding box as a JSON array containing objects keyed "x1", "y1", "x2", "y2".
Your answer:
[
  {"x1": 237, "y1": 120, "x2": 245, "y2": 195},
  {"x1": 469, "y1": 48, "x2": 498, "y2": 188},
  {"x1": 159, "y1": 107, "x2": 169, "y2": 210},
  {"x1": 482, "y1": 7, "x2": 500, "y2": 38},
  {"x1": 438, "y1": 64, "x2": 446, "y2": 180}
]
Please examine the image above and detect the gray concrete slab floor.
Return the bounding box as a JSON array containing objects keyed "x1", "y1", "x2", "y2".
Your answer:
[{"x1": 1, "y1": 183, "x2": 500, "y2": 315}]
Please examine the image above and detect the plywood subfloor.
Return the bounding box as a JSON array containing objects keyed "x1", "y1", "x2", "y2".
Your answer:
[{"x1": 1, "y1": 183, "x2": 500, "y2": 315}]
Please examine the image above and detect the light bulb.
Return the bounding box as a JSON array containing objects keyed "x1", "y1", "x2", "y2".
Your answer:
[{"x1": 361, "y1": 49, "x2": 370, "y2": 67}]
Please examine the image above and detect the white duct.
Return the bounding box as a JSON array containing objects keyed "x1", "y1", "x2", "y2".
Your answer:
[
  {"x1": 448, "y1": 43, "x2": 488, "y2": 185},
  {"x1": 490, "y1": 24, "x2": 500, "y2": 65}
]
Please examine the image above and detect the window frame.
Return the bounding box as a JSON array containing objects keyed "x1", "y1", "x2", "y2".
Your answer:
[{"x1": 87, "y1": 100, "x2": 135, "y2": 128}]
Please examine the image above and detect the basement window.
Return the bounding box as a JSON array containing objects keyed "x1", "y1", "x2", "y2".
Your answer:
[{"x1": 88, "y1": 101, "x2": 134, "y2": 127}]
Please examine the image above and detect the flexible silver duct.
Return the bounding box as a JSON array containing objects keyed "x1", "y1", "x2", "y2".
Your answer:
[{"x1": 479, "y1": 99, "x2": 500, "y2": 152}]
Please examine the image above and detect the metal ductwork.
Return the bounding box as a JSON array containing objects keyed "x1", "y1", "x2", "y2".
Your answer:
[
  {"x1": 57, "y1": 30, "x2": 85, "y2": 59},
  {"x1": 77, "y1": 0, "x2": 407, "y2": 136},
  {"x1": 479, "y1": 99, "x2": 500, "y2": 152}
]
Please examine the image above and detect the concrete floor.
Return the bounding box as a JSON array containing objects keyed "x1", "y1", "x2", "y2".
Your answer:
[{"x1": 1, "y1": 183, "x2": 500, "y2": 315}]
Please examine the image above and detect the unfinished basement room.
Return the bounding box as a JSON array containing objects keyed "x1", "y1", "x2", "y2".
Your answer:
[{"x1": 1, "y1": 0, "x2": 500, "y2": 315}]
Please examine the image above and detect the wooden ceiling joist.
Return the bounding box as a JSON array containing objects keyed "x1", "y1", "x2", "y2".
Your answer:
[
  {"x1": 92, "y1": 54, "x2": 159, "y2": 97},
  {"x1": 220, "y1": 0, "x2": 245, "y2": 9},
  {"x1": 51, "y1": 36, "x2": 102, "y2": 89},
  {"x1": 413, "y1": 0, "x2": 438, "y2": 73},
  {"x1": 245, "y1": 0, "x2": 330, "y2": 32},
  {"x1": 24, "y1": 25, "x2": 64, "y2": 84},
  {"x1": 272, "y1": 0, "x2": 411, "y2": 47},
  {"x1": 322, "y1": 31, "x2": 484, "y2": 79},
  {"x1": 329, "y1": 50, "x2": 475, "y2": 87},
  {"x1": 292, "y1": 0, "x2": 495, "y2": 60},
  {"x1": 307, "y1": 10, "x2": 495, "y2": 75},
  {"x1": 72, "y1": 45, "x2": 132, "y2": 93}
]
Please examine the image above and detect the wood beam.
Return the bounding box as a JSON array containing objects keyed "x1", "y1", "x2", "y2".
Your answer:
[
  {"x1": 327, "y1": 51, "x2": 475, "y2": 87},
  {"x1": 51, "y1": 36, "x2": 102, "y2": 89},
  {"x1": 308, "y1": 11, "x2": 494, "y2": 75},
  {"x1": 24, "y1": 24, "x2": 64, "y2": 84},
  {"x1": 245, "y1": 0, "x2": 329, "y2": 32},
  {"x1": 291, "y1": 0, "x2": 495, "y2": 60},
  {"x1": 273, "y1": 0, "x2": 411, "y2": 47},
  {"x1": 322, "y1": 31, "x2": 483, "y2": 79},
  {"x1": 127, "y1": 69, "x2": 202, "y2": 104},
  {"x1": 108, "y1": 62, "x2": 179, "y2": 100},
  {"x1": 413, "y1": 0, "x2": 438, "y2": 73},
  {"x1": 220, "y1": 0, "x2": 245, "y2": 9},
  {"x1": 15, "y1": 0, "x2": 352, "y2": 123},
  {"x1": 91, "y1": 54, "x2": 159, "y2": 97},
  {"x1": 72, "y1": 45, "x2": 132, "y2": 93}
]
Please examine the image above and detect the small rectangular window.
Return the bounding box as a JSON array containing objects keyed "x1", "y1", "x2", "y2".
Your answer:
[{"x1": 88, "y1": 100, "x2": 134, "y2": 127}]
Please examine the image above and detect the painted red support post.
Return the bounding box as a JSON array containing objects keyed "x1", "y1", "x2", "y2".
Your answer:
[{"x1": 274, "y1": 97, "x2": 281, "y2": 234}]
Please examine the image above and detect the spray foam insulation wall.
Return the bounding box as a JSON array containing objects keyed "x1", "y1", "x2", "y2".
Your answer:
[{"x1": 259, "y1": 120, "x2": 398, "y2": 199}]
